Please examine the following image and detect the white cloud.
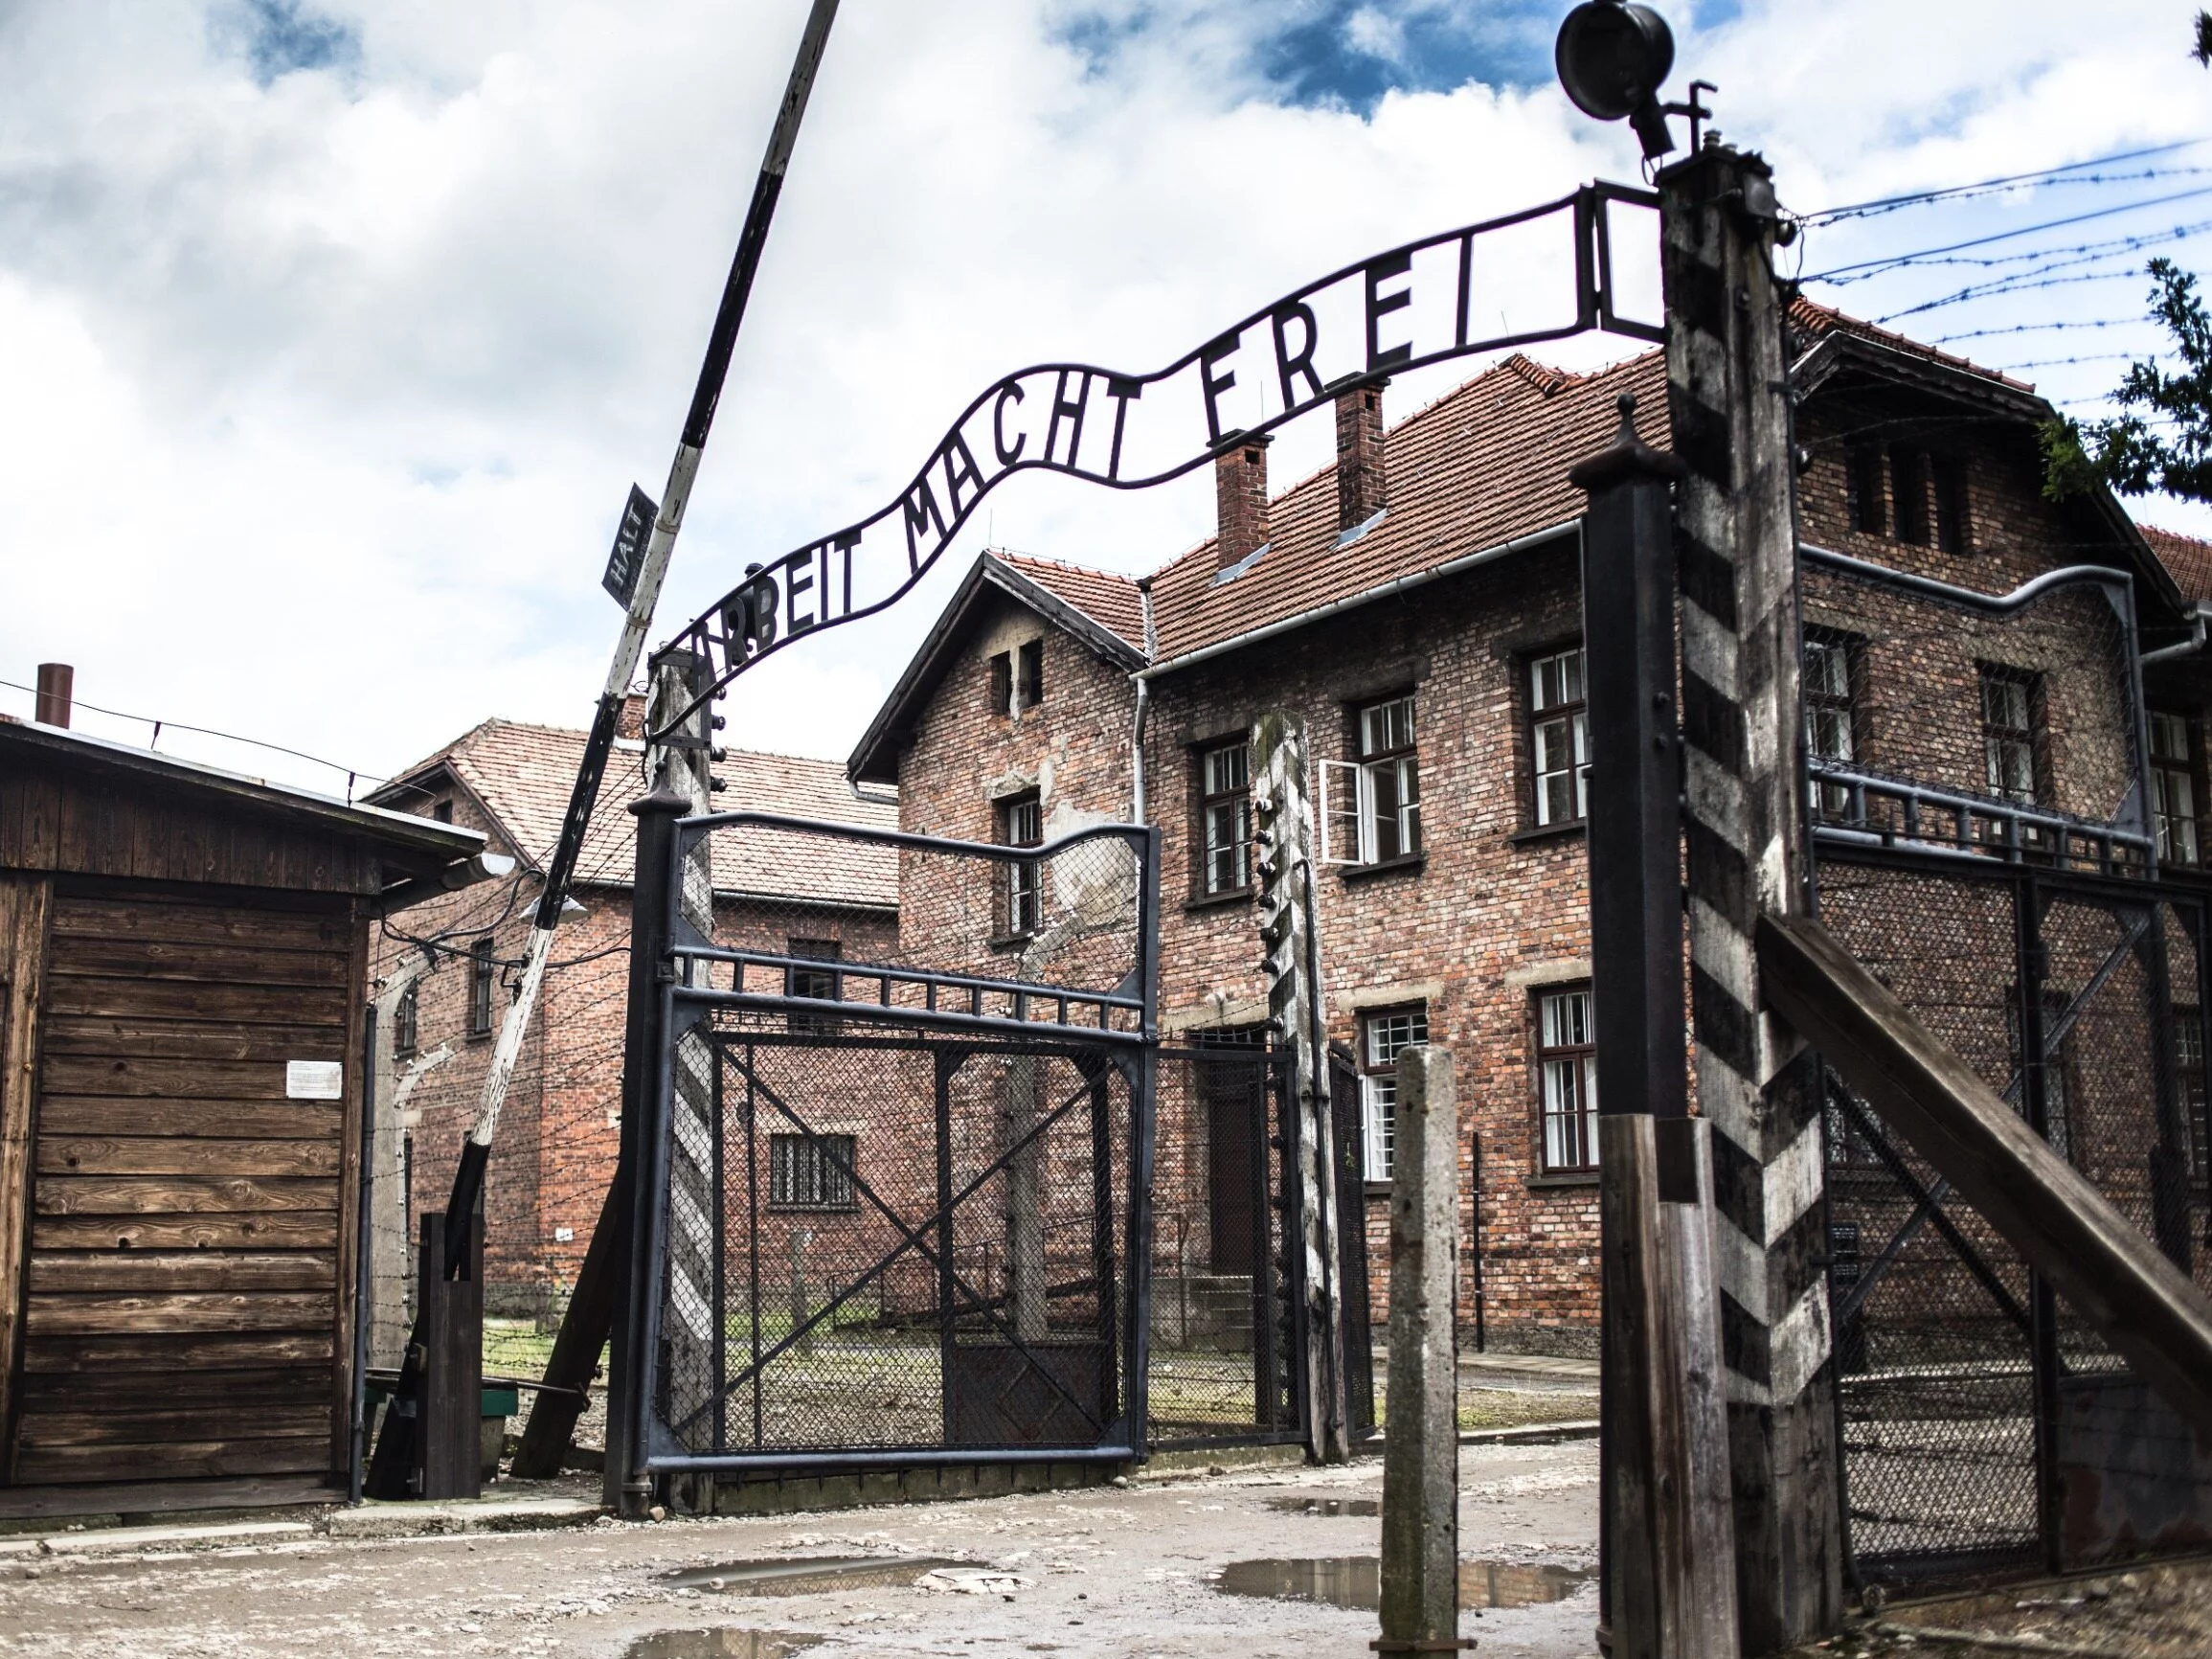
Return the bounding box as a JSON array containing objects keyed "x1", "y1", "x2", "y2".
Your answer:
[{"x1": 0, "y1": 0, "x2": 2205, "y2": 794}]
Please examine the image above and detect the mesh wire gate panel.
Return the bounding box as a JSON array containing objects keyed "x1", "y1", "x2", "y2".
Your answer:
[
  {"x1": 637, "y1": 814, "x2": 1158, "y2": 1469},
  {"x1": 1806, "y1": 556, "x2": 2212, "y2": 1587},
  {"x1": 1146, "y1": 1046, "x2": 1300, "y2": 1447},
  {"x1": 1820, "y1": 865, "x2": 2212, "y2": 1584}
]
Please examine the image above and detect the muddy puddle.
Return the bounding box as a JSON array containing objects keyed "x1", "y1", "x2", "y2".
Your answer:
[
  {"x1": 623, "y1": 1631, "x2": 821, "y2": 1658},
  {"x1": 1216, "y1": 1557, "x2": 1594, "y2": 1610},
  {"x1": 1265, "y1": 1495, "x2": 1382, "y2": 1517},
  {"x1": 660, "y1": 1557, "x2": 959, "y2": 1596}
]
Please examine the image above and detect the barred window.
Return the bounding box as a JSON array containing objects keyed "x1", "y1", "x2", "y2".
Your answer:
[
  {"x1": 2151, "y1": 711, "x2": 2200, "y2": 867},
  {"x1": 1530, "y1": 648, "x2": 1590, "y2": 828},
  {"x1": 1804, "y1": 629, "x2": 1859, "y2": 819},
  {"x1": 1199, "y1": 740, "x2": 1252, "y2": 896},
  {"x1": 467, "y1": 937, "x2": 496, "y2": 1037},
  {"x1": 1359, "y1": 1006, "x2": 1428, "y2": 1183},
  {"x1": 1001, "y1": 792, "x2": 1044, "y2": 936},
  {"x1": 1979, "y1": 669, "x2": 2040, "y2": 806},
  {"x1": 769, "y1": 1133, "x2": 858, "y2": 1211},
  {"x1": 1538, "y1": 987, "x2": 1598, "y2": 1174},
  {"x1": 394, "y1": 982, "x2": 418, "y2": 1058}
]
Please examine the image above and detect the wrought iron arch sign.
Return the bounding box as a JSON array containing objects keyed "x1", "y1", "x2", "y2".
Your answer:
[{"x1": 651, "y1": 179, "x2": 1660, "y2": 738}]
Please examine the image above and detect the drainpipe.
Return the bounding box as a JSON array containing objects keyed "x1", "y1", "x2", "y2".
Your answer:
[
  {"x1": 2141, "y1": 601, "x2": 2212, "y2": 667},
  {"x1": 1131, "y1": 577, "x2": 1157, "y2": 824}
]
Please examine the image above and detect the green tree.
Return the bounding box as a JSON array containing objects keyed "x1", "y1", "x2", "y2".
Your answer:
[
  {"x1": 2041, "y1": 258, "x2": 2212, "y2": 504},
  {"x1": 2197, "y1": 9, "x2": 2212, "y2": 66}
]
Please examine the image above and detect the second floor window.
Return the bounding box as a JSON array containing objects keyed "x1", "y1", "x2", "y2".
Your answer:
[
  {"x1": 786, "y1": 938, "x2": 843, "y2": 1034},
  {"x1": 1018, "y1": 639, "x2": 1044, "y2": 711},
  {"x1": 1889, "y1": 445, "x2": 1930, "y2": 545},
  {"x1": 1804, "y1": 629, "x2": 1859, "y2": 818},
  {"x1": 2152, "y1": 711, "x2": 2201, "y2": 867},
  {"x1": 770, "y1": 1132, "x2": 858, "y2": 1211},
  {"x1": 1537, "y1": 986, "x2": 1598, "y2": 1174},
  {"x1": 1530, "y1": 648, "x2": 1590, "y2": 828},
  {"x1": 1979, "y1": 669, "x2": 2040, "y2": 806},
  {"x1": 1321, "y1": 694, "x2": 1421, "y2": 867},
  {"x1": 1200, "y1": 740, "x2": 1252, "y2": 895},
  {"x1": 1359, "y1": 1006, "x2": 1428, "y2": 1183},
  {"x1": 393, "y1": 982, "x2": 418, "y2": 1058},
  {"x1": 1001, "y1": 792, "x2": 1044, "y2": 936},
  {"x1": 1933, "y1": 455, "x2": 1972, "y2": 553},
  {"x1": 468, "y1": 937, "x2": 496, "y2": 1036}
]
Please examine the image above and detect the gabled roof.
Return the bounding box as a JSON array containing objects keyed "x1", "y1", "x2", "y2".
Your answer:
[
  {"x1": 1787, "y1": 298, "x2": 2041, "y2": 399},
  {"x1": 372, "y1": 718, "x2": 899, "y2": 908},
  {"x1": 848, "y1": 308, "x2": 2200, "y2": 784},
  {"x1": 2143, "y1": 525, "x2": 2212, "y2": 605},
  {"x1": 847, "y1": 552, "x2": 1147, "y2": 784}
]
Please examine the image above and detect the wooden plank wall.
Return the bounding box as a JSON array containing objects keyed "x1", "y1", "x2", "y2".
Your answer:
[
  {"x1": 0, "y1": 874, "x2": 52, "y2": 1462},
  {"x1": 10, "y1": 884, "x2": 358, "y2": 1485},
  {"x1": 0, "y1": 761, "x2": 380, "y2": 896}
]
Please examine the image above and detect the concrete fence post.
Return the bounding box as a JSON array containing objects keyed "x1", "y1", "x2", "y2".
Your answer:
[{"x1": 1379, "y1": 1044, "x2": 1464, "y2": 1655}]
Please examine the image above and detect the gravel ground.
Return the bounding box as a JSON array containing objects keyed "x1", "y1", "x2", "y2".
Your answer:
[{"x1": 0, "y1": 1442, "x2": 1599, "y2": 1659}]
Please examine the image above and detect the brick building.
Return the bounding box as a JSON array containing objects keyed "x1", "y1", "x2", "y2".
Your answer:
[
  {"x1": 847, "y1": 302, "x2": 2212, "y2": 1354},
  {"x1": 364, "y1": 706, "x2": 896, "y2": 1319}
]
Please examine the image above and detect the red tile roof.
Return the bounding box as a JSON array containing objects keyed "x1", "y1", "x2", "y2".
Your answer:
[
  {"x1": 2142, "y1": 524, "x2": 2212, "y2": 603},
  {"x1": 996, "y1": 551, "x2": 1147, "y2": 653},
  {"x1": 1788, "y1": 298, "x2": 2038, "y2": 394},
  {"x1": 376, "y1": 719, "x2": 898, "y2": 907},
  {"x1": 1145, "y1": 350, "x2": 1668, "y2": 665}
]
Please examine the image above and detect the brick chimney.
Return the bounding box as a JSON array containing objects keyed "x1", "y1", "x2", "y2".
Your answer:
[
  {"x1": 616, "y1": 692, "x2": 648, "y2": 741},
  {"x1": 1214, "y1": 434, "x2": 1272, "y2": 571},
  {"x1": 34, "y1": 663, "x2": 72, "y2": 728},
  {"x1": 1335, "y1": 379, "x2": 1387, "y2": 532}
]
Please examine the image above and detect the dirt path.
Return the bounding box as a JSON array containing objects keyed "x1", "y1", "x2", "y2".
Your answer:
[{"x1": 0, "y1": 1442, "x2": 1598, "y2": 1659}]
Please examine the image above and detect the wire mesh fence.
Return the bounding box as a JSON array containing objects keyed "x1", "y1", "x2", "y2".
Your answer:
[
  {"x1": 1802, "y1": 557, "x2": 2154, "y2": 875},
  {"x1": 1818, "y1": 853, "x2": 2212, "y2": 1586}
]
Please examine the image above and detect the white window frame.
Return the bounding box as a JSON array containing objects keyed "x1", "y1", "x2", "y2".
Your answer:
[
  {"x1": 1536, "y1": 987, "x2": 1598, "y2": 1174},
  {"x1": 1529, "y1": 648, "x2": 1590, "y2": 829},
  {"x1": 1200, "y1": 740, "x2": 1253, "y2": 895},
  {"x1": 1320, "y1": 694, "x2": 1421, "y2": 867},
  {"x1": 1359, "y1": 1006, "x2": 1429, "y2": 1182}
]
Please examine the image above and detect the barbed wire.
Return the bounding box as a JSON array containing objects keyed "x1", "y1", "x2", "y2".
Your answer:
[{"x1": 1797, "y1": 142, "x2": 2208, "y2": 226}]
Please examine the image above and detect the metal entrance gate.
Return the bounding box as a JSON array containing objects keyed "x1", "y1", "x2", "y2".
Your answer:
[
  {"x1": 1802, "y1": 548, "x2": 2212, "y2": 1588},
  {"x1": 613, "y1": 807, "x2": 1363, "y2": 1484}
]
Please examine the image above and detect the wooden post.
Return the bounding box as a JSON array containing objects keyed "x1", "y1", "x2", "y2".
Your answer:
[
  {"x1": 414, "y1": 1210, "x2": 484, "y2": 1501},
  {"x1": 1378, "y1": 1045, "x2": 1463, "y2": 1656},
  {"x1": 1572, "y1": 392, "x2": 1739, "y2": 1658},
  {"x1": 1660, "y1": 142, "x2": 1843, "y2": 1649},
  {"x1": 1601, "y1": 1117, "x2": 1738, "y2": 1657},
  {"x1": 1253, "y1": 711, "x2": 1349, "y2": 1464}
]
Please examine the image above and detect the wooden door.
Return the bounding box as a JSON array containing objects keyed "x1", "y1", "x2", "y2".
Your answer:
[{"x1": 11, "y1": 887, "x2": 354, "y2": 1485}]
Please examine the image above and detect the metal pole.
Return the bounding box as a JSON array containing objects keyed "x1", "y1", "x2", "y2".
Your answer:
[
  {"x1": 604, "y1": 785, "x2": 691, "y2": 1514},
  {"x1": 350, "y1": 1002, "x2": 377, "y2": 1505},
  {"x1": 497, "y1": 0, "x2": 844, "y2": 1482}
]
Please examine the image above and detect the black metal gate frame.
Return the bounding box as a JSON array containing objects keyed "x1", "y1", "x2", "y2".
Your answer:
[
  {"x1": 623, "y1": 810, "x2": 1162, "y2": 1477},
  {"x1": 1814, "y1": 836, "x2": 2212, "y2": 1579}
]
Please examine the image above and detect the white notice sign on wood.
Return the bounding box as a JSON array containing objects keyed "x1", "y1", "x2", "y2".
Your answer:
[{"x1": 286, "y1": 1060, "x2": 344, "y2": 1101}]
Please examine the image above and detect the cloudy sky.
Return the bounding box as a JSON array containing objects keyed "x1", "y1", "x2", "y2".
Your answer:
[{"x1": 2, "y1": 0, "x2": 2208, "y2": 804}]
